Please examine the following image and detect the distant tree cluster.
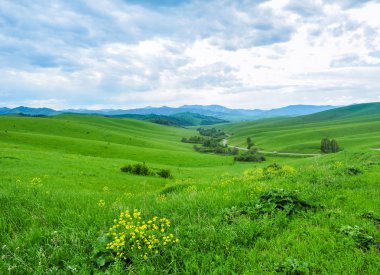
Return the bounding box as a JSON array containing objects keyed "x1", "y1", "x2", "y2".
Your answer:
[
  {"x1": 181, "y1": 127, "x2": 233, "y2": 155},
  {"x1": 193, "y1": 144, "x2": 239, "y2": 155},
  {"x1": 181, "y1": 136, "x2": 207, "y2": 144},
  {"x1": 196, "y1": 127, "x2": 226, "y2": 139},
  {"x1": 121, "y1": 163, "x2": 172, "y2": 178},
  {"x1": 320, "y1": 138, "x2": 340, "y2": 153},
  {"x1": 234, "y1": 148, "x2": 266, "y2": 162}
]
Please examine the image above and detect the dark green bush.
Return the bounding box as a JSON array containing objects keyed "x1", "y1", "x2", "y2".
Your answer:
[
  {"x1": 120, "y1": 163, "x2": 153, "y2": 176},
  {"x1": 234, "y1": 150, "x2": 266, "y2": 162},
  {"x1": 121, "y1": 164, "x2": 172, "y2": 179},
  {"x1": 346, "y1": 167, "x2": 362, "y2": 175},
  {"x1": 223, "y1": 189, "x2": 315, "y2": 223},
  {"x1": 252, "y1": 189, "x2": 314, "y2": 217},
  {"x1": 157, "y1": 169, "x2": 172, "y2": 179}
]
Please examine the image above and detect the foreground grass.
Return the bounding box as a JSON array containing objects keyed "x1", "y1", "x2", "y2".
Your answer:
[{"x1": 1, "y1": 115, "x2": 380, "y2": 273}]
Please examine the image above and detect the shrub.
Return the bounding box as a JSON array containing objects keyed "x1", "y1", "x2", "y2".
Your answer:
[
  {"x1": 252, "y1": 189, "x2": 314, "y2": 217},
  {"x1": 223, "y1": 189, "x2": 315, "y2": 223},
  {"x1": 234, "y1": 150, "x2": 266, "y2": 162},
  {"x1": 157, "y1": 169, "x2": 172, "y2": 179},
  {"x1": 346, "y1": 167, "x2": 362, "y2": 176},
  {"x1": 339, "y1": 225, "x2": 375, "y2": 250},
  {"x1": 120, "y1": 165, "x2": 133, "y2": 173},
  {"x1": 120, "y1": 163, "x2": 154, "y2": 176},
  {"x1": 106, "y1": 209, "x2": 179, "y2": 262}
]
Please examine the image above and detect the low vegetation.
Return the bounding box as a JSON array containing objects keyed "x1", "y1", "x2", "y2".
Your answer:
[
  {"x1": 121, "y1": 163, "x2": 172, "y2": 178},
  {"x1": 102, "y1": 209, "x2": 179, "y2": 264},
  {"x1": 339, "y1": 225, "x2": 375, "y2": 250},
  {"x1": 182, "y1": 127, "x2": 237, "y2": 155},
  {"x1": 181, "y1": 136, "x2": 207, "y2": 144},
  {"x1": 196, "y1": 127, "x2": 226, "y2": 139},
  {"x1": 234, "y1": 149, "x2": 266, "y2": 162}
]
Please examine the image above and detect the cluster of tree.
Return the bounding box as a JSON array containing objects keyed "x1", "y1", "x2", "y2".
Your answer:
[
  {"x1": 121, "y1": 163, "x2": 172, "y2": 178},
  {"x1": 18, "y1": 113, "x2": 48, "y2": 117},
  {"x1": 193, "y1": 144, "x2": 239, "y2": 155},
  {"x1": 234, "y1": 148, "x2": 266, "y2": 162},
  {"x1": 181, "y1": 127, "x2": 232, "y2": 155},
  {"x1": 181, "y1": 136, "x2": 207, "y2": 144},
  {"x1": 109, "y1": 113, "x2": 227, "y2": 127},
  {"x1": 197, "y1": 127, "x2": 226, "y2": 139},
  {"x1": 320, "y1": 138, "x2": 340, "y2": 153}
]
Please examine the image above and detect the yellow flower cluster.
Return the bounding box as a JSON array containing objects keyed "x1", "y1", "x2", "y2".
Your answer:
[
  {"x1": 243, "y1": 168, "x2": 264, "y2": 180},
  {"x1": 106, "y1": 209, "x2": 179, "y2": 260},
  {"x1": 157, "y1": 194, "x2": 167, "y2": 202},
  {"x1": 185, "y1": 185, "x2": 197, "y2": 193},
  {"x1": 97, "y1": 199, "x2": 106, "y2": 208},
  {"x1": 243, "y1": 165, "x2": 296, "y2": 180},
  {"x1": 281, "y1": 165, "x2": 296, "y2": 175},
  {"x1": 332, "y1": 161, "x2": 344, "y2": 169},
  {"x1": 30, "y1": 177, "x2": 43, "y2": 187}
]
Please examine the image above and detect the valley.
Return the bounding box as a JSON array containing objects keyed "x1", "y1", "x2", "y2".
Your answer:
[{"x1": 1, "y1": 103, "x2": 380, "y2": 273}]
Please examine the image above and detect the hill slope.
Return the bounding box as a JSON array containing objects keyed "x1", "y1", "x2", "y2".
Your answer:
[
  {"x1": 221, "y1": 102, "x2": 380, "y2": 153},
  {"x1": 0, "y1": 115, "x2": 234, "y2": 167}
]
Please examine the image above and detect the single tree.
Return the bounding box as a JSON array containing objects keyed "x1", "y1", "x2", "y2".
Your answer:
[
  {"x1": 330, "y1": 139, "x2": 339, "y2": 153},
  {"x1": 320, "y1": 138, "x2": 330, "y2": 153},
  {"x1": 247, "y1": 137, "x2": 254, "y2": 149}
]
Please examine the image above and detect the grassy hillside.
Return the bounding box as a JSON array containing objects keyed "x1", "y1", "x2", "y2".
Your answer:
[
  {"x1": 221, "y1": 103, "x2": 380, "y2": 153},
  {"x1": 1, "y1": 112, "x2": 380, "y2": 273}
]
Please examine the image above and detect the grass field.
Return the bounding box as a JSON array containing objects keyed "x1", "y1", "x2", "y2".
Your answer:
[{"x1": 1, "y1": 104, "x2": 380, "y2": 274}]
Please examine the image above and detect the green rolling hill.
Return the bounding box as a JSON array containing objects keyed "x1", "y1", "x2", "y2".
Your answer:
[{"x1": 220, "y1": 102, "x2": 380, "y2": 153}]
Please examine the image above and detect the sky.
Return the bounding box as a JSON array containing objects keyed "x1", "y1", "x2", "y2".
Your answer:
[{"x1": 1, "y1": 0, "x2": 380, "y2": 110}]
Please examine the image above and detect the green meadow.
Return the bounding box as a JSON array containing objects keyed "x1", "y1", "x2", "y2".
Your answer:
[{"x1": 1, "y1": 103, "x2": 380, "y2": 274}]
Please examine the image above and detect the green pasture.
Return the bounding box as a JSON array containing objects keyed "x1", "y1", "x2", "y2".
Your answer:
[{"x1": 1, "y1": 105, "x2": 380, "y2": 273}]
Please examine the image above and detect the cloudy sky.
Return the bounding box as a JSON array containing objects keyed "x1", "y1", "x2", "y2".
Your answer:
[{"x1": 1, "y1": 0, "x2": 380, "y2": 109}]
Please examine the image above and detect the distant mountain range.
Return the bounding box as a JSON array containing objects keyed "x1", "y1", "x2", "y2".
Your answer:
[{"x1": 0, "y1": 104, "x2": 339, "y2": 122}]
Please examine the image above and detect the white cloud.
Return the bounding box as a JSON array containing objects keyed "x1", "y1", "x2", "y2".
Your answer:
[{"x1": 0, "y1": 0, "x2": 379, "y2": 109}]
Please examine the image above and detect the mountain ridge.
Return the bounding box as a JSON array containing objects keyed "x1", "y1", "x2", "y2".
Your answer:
[{"x1": 0, "y1": 104, "x2": 339, "y2": 121}]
